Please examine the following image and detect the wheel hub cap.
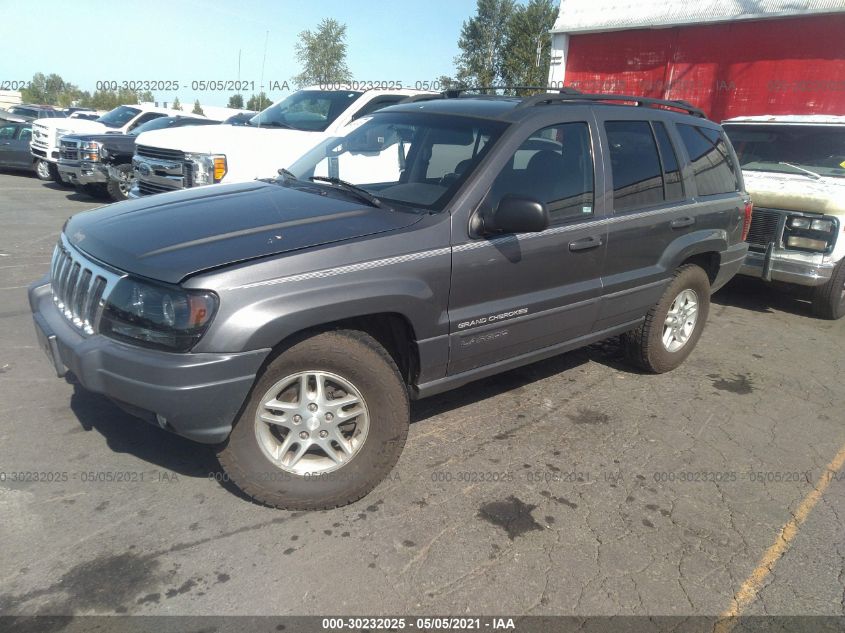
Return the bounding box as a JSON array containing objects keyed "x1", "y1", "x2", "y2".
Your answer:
[
  {"x1": 254, "y1": 371, "x2": 369, "y2": 475},
  {"x1": 662, "y1": 289, "x2": 699, "y2": 352}
]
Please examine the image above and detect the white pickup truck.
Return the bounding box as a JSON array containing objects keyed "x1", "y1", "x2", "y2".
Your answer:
[
  {"x1": 723, "y1": 115, "x2": 845, "y2": 319},
  {"x1": 130, "y1": 87, "x2": 433, "y2": 197},
  {"x1": 30, "y1": 104, "x2": 187, "y2": 183}
]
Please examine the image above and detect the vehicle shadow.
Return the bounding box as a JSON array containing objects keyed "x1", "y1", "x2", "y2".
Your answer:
[
  {"x1": 39, "y1": 181, "x2": 102, "y2": 203},
  {"x1": 712, "y1": 276, "x2": 816, "y2": 318},
  {"x1": 410, "y1": 342, "x2": 625, "y2": 424}
]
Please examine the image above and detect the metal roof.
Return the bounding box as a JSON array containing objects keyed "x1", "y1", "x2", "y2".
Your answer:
[{"x1": 552, "y1": 0, "x2": 845, "y2": 34}]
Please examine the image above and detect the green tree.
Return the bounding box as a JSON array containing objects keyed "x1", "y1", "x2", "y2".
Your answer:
[
  {"x1": 171, "y1": 96, "x2": 182, "y2": 111},
  {"x1": 139, "y1": 90, "x2": 155, "y2": 103},
  {"x1": 499, "y1": 0, "x2": 557, "y2": 90},
  {"x1": 227, "y1": 93, "x2": 244, "y2": 109},
  {"x1": 192, "y1": 99, "x2": 205, "y2": 115},
  {"x1": 246, "y1": 92, "x2": 270, "y2": 111},
  {"x1": 454, "y1": 0, "x2": 515, "y2": 89},
  {"x1": 20, "y1": 72, "x2": 82, "y2": 106},
  {"x1": 293, "y1": 18, "x2": 352, "y2": 88}
]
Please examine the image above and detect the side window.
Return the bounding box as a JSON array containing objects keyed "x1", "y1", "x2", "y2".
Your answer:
[
  {"x1": 677, "y1": 124, "x2": 740, "y2": 196},
  {"x1": 0, "y1": 124, "x2": 17, "y2": 139},
  {"x1": 488, "y1": 122, "x2": 594, "y2": 222},
  {"x1": 18, "y1": 127, "x2": 32, "y2": 142},
  {"x1": 605, "y1": 121, "x2": 664, "y2": 212},
  {"x1": 352, "y1": 96, "x2": 406, "y2": 120},
  {"x1": 652, "y1": 121, "x2": 684, "y2": 202},
  {"x1": 128, "y1": 112, "x2": 165, "y2": 130}
]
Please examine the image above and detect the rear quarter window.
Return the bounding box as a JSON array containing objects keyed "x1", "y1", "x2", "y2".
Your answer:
[{"x1": 677, "y1": 124, "x2": 740, "y2": 196}]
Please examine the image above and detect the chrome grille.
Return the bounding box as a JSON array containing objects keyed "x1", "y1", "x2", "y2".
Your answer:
[
  {"x1": 746, "y1": 207, "x2": 784, "y2": 250},
  {"x1": 136, "y1": 144, "x2": 186, "y2": 161},
  {"x1": 138, "y1": 180, "x2": 179, "y2": 196},
  {"x1": 60, "y1": 139, "x2": 79, "y2": 161},
  {"x1": 50, "y1": 237, "x2": 123, "y2": 335}
]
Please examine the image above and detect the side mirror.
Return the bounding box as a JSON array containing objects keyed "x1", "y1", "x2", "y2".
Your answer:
[{"x1": 485, "y1": 195, "x2": 549, "y2": 235}]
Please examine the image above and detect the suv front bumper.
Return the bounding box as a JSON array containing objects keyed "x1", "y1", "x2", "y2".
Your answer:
[
  {"x1": 740, "y1": 247, "x2": 837, "y2": 286},
  {"x1": 29, "y1": 278, "x2": 269, "y2": 444}
]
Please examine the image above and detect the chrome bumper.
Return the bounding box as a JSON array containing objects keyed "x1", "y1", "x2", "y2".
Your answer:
[{"x1": 740, "y1": 247, "x2": 837, "y2": 287}]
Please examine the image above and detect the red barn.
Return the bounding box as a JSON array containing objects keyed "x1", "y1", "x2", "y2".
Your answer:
[{"x1": 547, "y1": 0, "x2": 845, "y2": 120}]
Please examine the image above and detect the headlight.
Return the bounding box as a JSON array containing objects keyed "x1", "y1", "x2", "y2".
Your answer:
[
  {"x1": 99, "y1": 277, "x2": 218, "y2": 352},
  {"x1": 81, "y1": 141, "x2": 101, "y2": 162},
  {"x1": 784, "y1": 214, "x2": 838, "y2": 252},
  {"x1": 185, "y1": 153, "x2": 227, "y2": 185},
  {"x1": 810, "y1": 218, "x2": 834, "y2": 232},
  {"x1": 788, "y1": 217, "x2": 811, "y2": 229}
]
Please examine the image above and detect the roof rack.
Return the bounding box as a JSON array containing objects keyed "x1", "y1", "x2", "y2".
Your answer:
[
  {"x1": 516, "y1": 92, "x2": 706, "y2": 117},
  {"x1": 442, "y1": 86, "x2": 569, "y2": 98}
]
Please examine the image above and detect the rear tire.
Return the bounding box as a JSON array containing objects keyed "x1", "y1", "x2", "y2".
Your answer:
[
  {"x1": 218, "y1": 330, "x2": 409, "y2": 510},
  {"x1": 811, "y1": 260, "x2": 845, "y2": 320},
  {"x1": 622, "y1": 264, "x2": 711, "y2": 373}
]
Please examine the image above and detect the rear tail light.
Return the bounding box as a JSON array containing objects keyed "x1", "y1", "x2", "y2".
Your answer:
[{"x1": 741, "y1": 200, "x2": 753, "y2": 242}]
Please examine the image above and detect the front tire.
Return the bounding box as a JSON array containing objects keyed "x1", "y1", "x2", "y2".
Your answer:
[
  {"x1": 622, "y1": 264, "x2": 711, "y2": 373},
  {"x1": 35, "y1": 159, "x2": 52, "y2": 181},
  {"x1": 811, "y1": 259, "x2": 845, "y2": 320},
  {"x1": 218, "y1": 330, "x2": 409, "y2": 510},
  {"x1": 106, "y1": 164, "x2": 133, "y2": 201}
]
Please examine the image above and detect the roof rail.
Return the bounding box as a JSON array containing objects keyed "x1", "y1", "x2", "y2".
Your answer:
[
  {"x1": 516, "y1": 92, "x2": 706, "y2": 117},
  {"x1": 442, "y1": 86, "x2": 573, "y2": 98}
]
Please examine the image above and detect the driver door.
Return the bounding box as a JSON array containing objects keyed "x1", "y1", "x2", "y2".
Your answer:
[{"x1": 447, "y1": 120, "x2": 607, "y2": 375}]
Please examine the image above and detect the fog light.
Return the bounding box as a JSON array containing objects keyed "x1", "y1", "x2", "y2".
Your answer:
[{"x1": 786, "y1": 236, "x2": 828, "y2": 251}]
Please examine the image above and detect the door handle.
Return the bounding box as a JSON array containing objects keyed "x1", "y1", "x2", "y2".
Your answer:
[
  {"x1": 671, "y1": 216, "x2": 695, "y2": 229},
  {"x1": 569, "y1": 236, "x2": 603, "y2": 252}
]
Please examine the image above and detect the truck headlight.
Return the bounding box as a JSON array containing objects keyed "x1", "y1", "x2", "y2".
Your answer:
[
  {"x1": 185, "y1": 153, "x2": 227, "y2": 185},
  {"x1": 81, "y1": 141, "x2": 101, "y2": 162},
  {"x1": 100, "y1": 277, "x2": 218, "y2": 352},
  {"x1": 784, "y1": 214, "x2": 838, "y2": 252}
]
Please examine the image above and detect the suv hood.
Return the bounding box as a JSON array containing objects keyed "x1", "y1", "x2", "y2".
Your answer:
[
  {"x1": 64, "y1": 181, "x2": 423, "y2": 284},
  {"x1": 136, "y1": 124, "x2": 320, "y2": 158},
  {"x1": 743, "y1": 170, "x2": 845, "y2": 216}
]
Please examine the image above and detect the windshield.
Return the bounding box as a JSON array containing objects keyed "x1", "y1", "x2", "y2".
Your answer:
[
  {"x1": 287, "y1": 112, "x2": 507, "y2": 211},
  {"x1": 249, "y1": 90, "x2": 363, "y2": 132},
  {"x1": 723, "y1": 124, "x2": 845, "y2": 179},
  {"x1": 97, "y1": 106, "x2": 142, "y2": 129},
  {"x1": 9, "y1": 106, "x2": 38, "y2": 118}
]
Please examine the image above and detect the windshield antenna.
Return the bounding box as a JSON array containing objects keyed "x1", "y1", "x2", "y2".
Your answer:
[{"x1": 257, "y1": 30, "x2": 269, "y2": 129}]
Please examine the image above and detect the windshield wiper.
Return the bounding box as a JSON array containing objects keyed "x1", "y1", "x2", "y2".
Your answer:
[
  {"x1": 778, "y1": 162, "x2": 822, "y2": 180},
  {"x1": 251, "y1": 120, "x2": 292, "y2": 129},
  {"x1": 309, "y1": 176, "x2": 385, "y2": 208}
]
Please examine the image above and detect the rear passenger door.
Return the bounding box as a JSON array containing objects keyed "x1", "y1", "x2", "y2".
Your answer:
[
  {"x1": 448, "y1": 119, "x2": 607, "y2": 374},
  {"x1": 593, "y1": 114, "x2": 695, "y2": 331}
]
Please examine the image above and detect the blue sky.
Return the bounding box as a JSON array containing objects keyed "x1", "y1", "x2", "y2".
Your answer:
[{"x1": 0, "y1": 0, "x2": 492, "y2": 107}]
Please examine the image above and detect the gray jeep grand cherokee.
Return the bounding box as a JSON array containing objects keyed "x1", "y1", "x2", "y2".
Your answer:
[{"x1": 29, "y1": 91, "x2": 751, "y2": 509}]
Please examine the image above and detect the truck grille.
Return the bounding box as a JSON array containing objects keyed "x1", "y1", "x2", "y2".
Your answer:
[
  {"x1": 136, "y1": 144, "x2": 186, "y2": 161},
  {"x1": 746, "y1": 207, "x2": 783, "y2": 250},
  {"x1": 138, "y1": 180, "x2": 179, "y2": 196},
  {"x1": 50, "y1": 238, "x2": 123, "y2": 335},
  {"x1": 60, "y1": 139, "x2": 79, "y2": 161}
]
